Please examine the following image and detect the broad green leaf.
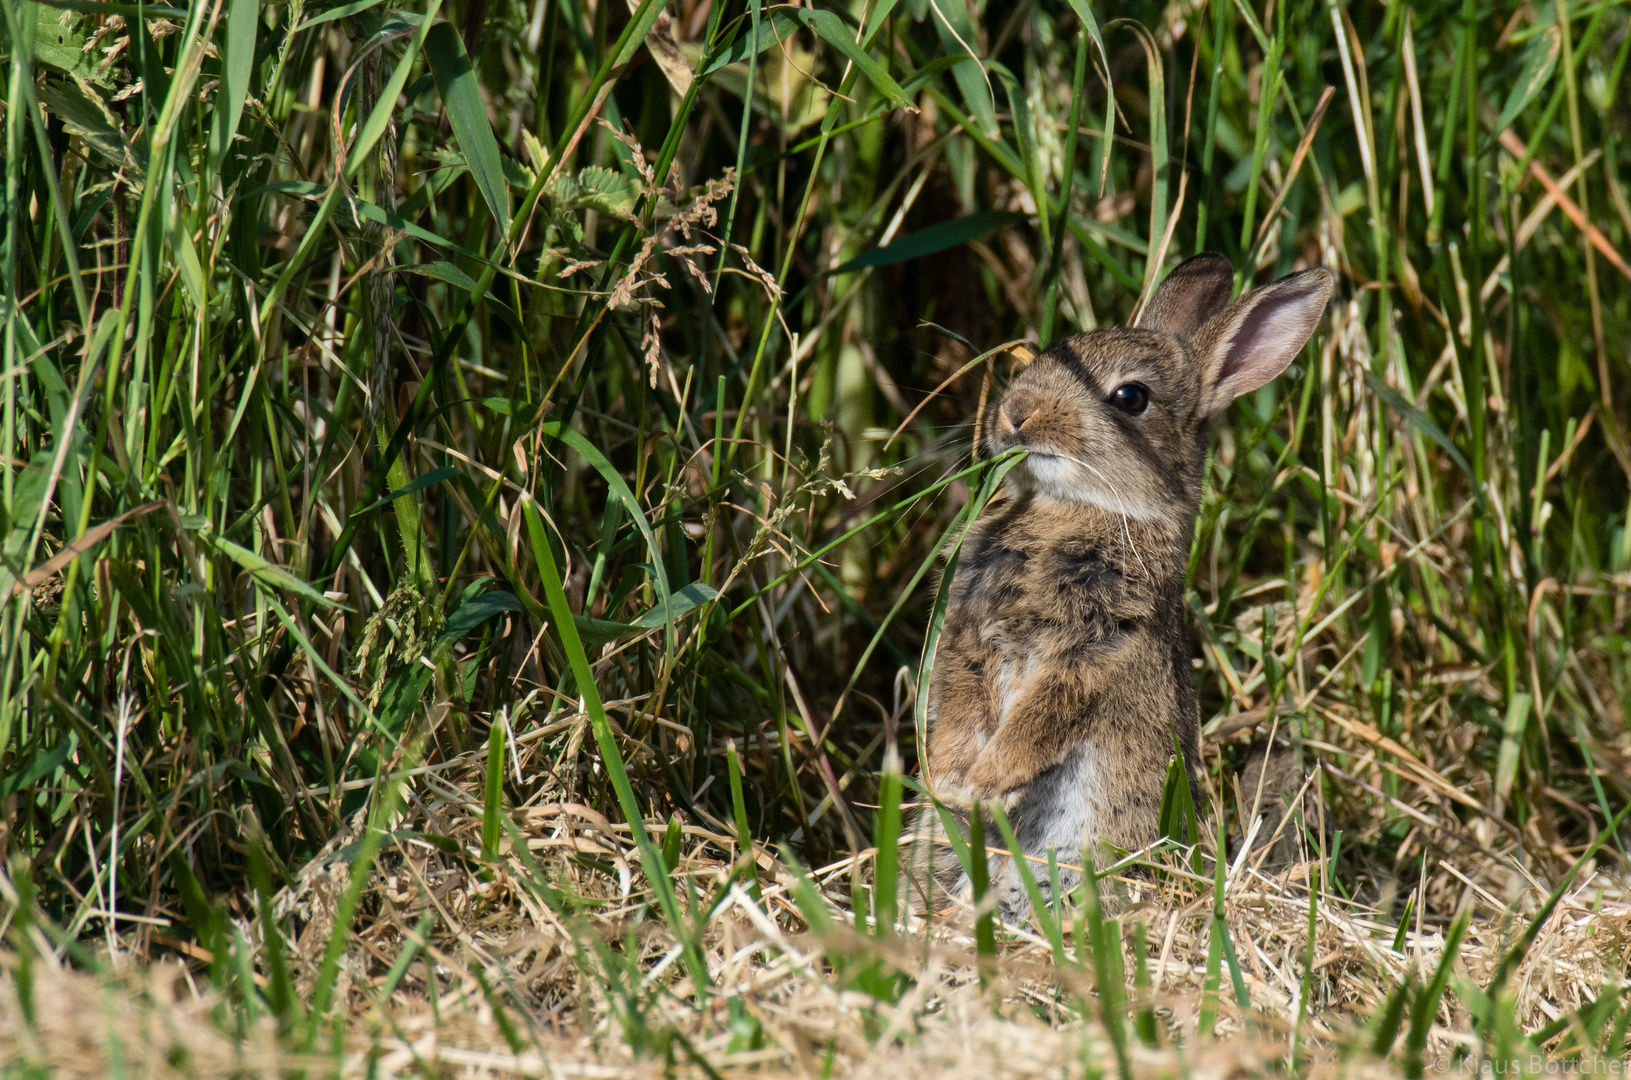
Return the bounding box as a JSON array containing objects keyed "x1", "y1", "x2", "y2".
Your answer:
[
  {"x1": 627, "y1": 581, "x2": 717, "y2": 628},
  {"x1": 440, "y1": 589, "x2": 524, "y2": 644},
  {"x1": 208, "y1": 0, "x2": 258, "y2": 175},
  {"x1": 830, "y1": 211, "x2": 1024, "y2": 274},
  {"x1": 1492, "y1": 25, "x2": 1560, "y2": 140},
  {"x1": 0, "y1": 452, "x2": 67, "y2": 600},
  {"x1": 790, "y1": 9, "x2": 913, "y2": 111},
  {"x1": 473, "y1": 396, "x2": 547, "y2": 421},
  {"x1": 926, "y1": 0, "x2": 995, "y2": 136},
  {"x1": 398, "y1": 260, "x2": 481, "y2": 293},
  {"x1": 31, "y1": 0, "x2": 186, "y2": 16},
  {"x1": 5, "y1": 4, "x2": 100, "y2": 80},
  {"x1": 573, "y1": 582, "x2": 720, "y2": 648},
  {"x1": 0, "y1": 732, "x2": 74, "y2": 799},
  {"x1": 425, "y1": 21, "x2": 511, "y2": 236}
]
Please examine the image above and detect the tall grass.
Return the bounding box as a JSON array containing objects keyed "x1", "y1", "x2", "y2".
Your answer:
[{"x1": 1, "y1": 0, "x2": 1630, "y2": 1070}]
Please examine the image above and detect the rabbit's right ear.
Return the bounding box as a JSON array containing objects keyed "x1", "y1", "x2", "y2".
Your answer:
[{"x1": 1194, "y1": 268, "x2": 1334, "y2": 415}]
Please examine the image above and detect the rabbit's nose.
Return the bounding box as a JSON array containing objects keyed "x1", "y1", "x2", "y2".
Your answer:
[{"x1": 997, "y1": 402, "x2": 1033, "y2": 436}]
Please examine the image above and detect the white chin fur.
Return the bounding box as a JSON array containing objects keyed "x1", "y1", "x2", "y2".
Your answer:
[{"x1": 1022, "y1": 454, "x2": 1164, "y2": 523}]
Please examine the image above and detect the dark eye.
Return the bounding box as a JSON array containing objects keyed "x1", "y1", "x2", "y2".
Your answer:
[{"x1": 1108, "y1": 383, "x2": 1150, "y2": 416}]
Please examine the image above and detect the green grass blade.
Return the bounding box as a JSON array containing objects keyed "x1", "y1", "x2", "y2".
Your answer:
[
  {"x1": 967, "y1": 803, "x2": 997, "y2": 979},
  {"x1": 872, "y1": 748, "x2": 903, "y2": 938},
  {"x1": 789, "y1": 10, "x2": 911, "y2": 111},
  {"x1": 425, "y1": 21, "x2": 511, "y2": 236},
  {"x1": 519, "y1": 495, "x2": 706, "y2": 996},
  {"x1": 206, "y1": 0, "x2": 258, "y2": 176},
  {"x1": 988, "y1": 803, "x2": 1068, "y2": 967},
  {"x1": 724, "y1": 741, "x2": 760, "y2": 901},
  {"x1": 481, "y1": 717, "x2": 505, "y2": 863},
  {"x1": 1076, "y1": 848, "x2": 1132, "y2": 1080},
  {"x1": 1404, "y1": 903, "x2": 1472, "y2": 1074}
]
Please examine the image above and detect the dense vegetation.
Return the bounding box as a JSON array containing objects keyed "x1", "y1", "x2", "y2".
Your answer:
[{"x1": 2, "y1": 0, "x2": 1630, "y2": 1070}]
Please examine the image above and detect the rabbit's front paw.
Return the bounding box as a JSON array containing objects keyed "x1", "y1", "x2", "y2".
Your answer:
[
  {"x1": 927, "y1": 774, "x2": 980, "y2": 809},
  {"x1": 965, "y1": 732, "x2": 1049, "y2": 799}
]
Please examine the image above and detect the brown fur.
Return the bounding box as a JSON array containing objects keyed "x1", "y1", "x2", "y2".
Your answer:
[
  {"x1": 926, "y1": 492, "x2": 1194, "y2": 848},
  {"x1": 1239, "y1": 736, "x2": 1313, "y2": 869},
  {"x1": 916, "y1": 254, "x2": 1333, "y2": 913}
]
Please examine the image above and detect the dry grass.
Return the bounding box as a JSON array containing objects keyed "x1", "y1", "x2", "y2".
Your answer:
[{"x1": 7, "y1": 743, "x2": 1628, "y2": 1079}]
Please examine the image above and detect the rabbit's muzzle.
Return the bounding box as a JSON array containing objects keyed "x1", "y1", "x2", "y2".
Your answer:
[{"x1": 991, "y1": 387, "x2": 1081, "y2": 458}]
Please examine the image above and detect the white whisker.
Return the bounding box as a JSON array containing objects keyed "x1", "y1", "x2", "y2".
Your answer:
[{"x1": 1052, "y1": 452, "x2": 1151, "y2": 581}]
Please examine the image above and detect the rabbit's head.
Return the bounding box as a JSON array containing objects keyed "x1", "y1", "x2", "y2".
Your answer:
[{"x1": 990, "y1": 253, "x2": 1333, "y2": 528}]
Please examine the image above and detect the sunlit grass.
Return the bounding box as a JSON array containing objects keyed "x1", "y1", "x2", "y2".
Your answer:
[{"x1": 1, "y1": 0, "x2": 1630, "y2": 1072}]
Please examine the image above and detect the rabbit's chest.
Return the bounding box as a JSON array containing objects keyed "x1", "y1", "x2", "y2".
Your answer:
[{"x1": 958, "y1": 538, "x2": 1135, "y2": 645}]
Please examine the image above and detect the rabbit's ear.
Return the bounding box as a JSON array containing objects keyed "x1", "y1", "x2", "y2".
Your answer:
[
  {"x1": 1196, "y1": 268, "x2": 1333, "y2": 415},
  {"x1": 1137, "y1": 252, "x2": 1236, "y2": 340}
]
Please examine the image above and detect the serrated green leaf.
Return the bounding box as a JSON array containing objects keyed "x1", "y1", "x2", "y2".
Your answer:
[
  {"x1": 575, "y1": 165, "x2": 641, "y2": 219},
  {"x1": 13, "y1": 5, "x2": 98, "y2": 80},
  {"x1": 37, "y1": 75, "x2": 143, "y2": 180}
]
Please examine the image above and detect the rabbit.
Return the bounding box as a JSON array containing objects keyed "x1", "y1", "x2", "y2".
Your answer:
[
  {"x1": 906, "y1": 253, "x2": 1333, "y2": 921},
  {"x1": 1237, "y1": 731, "x2": 1316, "y2": 871}
]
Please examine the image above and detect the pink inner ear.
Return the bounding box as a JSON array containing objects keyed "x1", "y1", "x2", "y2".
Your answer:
[
  {"x1": 1218, "y1": 296, "x2": 1282, "y2": 384},
  {"x1": 1209, "y1": 271, "x2": 1332, "y2": 404}
]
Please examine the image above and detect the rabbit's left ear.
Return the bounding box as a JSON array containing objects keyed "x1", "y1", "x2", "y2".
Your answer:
[
  {"x1": 1138, "y1": 252, "x2": 1236, "y2": 340},
  {"x1": 1195, "y1": 268, "x2": 1333, "y2": 415}
]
